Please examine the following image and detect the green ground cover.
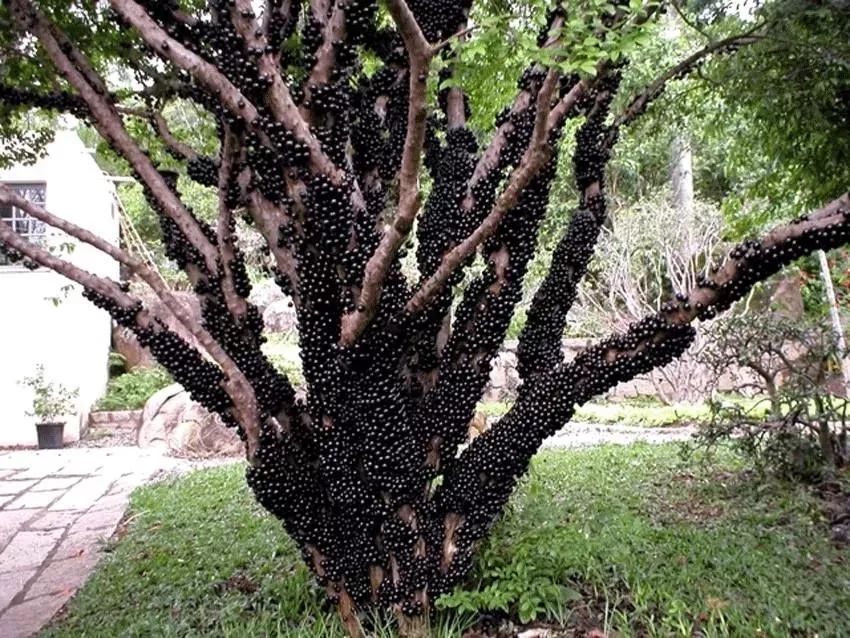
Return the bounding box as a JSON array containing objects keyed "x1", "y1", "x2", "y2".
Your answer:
[{"x1": 45, "y1": 444, "x2": 849, "y2": 637}]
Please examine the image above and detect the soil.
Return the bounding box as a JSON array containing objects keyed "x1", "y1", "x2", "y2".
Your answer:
[
  {"x1": 461, "y1": 582, "x2": 636, "y2": 638},
  {"x1": 814, "y1": 479, "x2": 850, "y2": 545},
  {"x1": 70, "y1": 425, "x2": 137, "y2": 448}
]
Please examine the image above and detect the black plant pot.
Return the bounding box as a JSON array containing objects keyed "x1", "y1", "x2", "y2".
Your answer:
[{"x1": 36, "y1": 422, "x2": 65, "y2": 449}]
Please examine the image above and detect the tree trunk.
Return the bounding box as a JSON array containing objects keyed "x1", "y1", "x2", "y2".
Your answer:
[
  {"x1": 817, "y1": 250, "x2": 850, "y2": 395},
  {"x1": 396, "y1": 612, "x2": 431, "y2": 638},
  {"x1": 813, "y1": 395, "x2": 837, "y2": 480},
  {"x1": 338, "y1": 591, "x2": 364, "y2": 638},
  {"x1": 671, "y1": 136, "x2": 695, "y2": 220}
]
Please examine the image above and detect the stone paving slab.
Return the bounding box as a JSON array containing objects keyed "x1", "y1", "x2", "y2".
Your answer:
[
  {"x1": 1, "y1": 595, "x2": 67, "y2": 638},
  {"x1": 31, "y1": 478, "x2": 80, "y2": 493},
  {"x1": 0, "y1": 529, "x2": 65, "y2": 572},
  {"x1": 6, "y1": 491, "x2": 65, "y2": 511},
  {"x1": 0, "y1": 481, "x2": 36, "y2": 496},
  {"x1": 0, "y1": 447, "x2": 186, "y2": 638}
]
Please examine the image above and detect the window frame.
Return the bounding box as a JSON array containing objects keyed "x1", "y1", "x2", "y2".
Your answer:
[{"x1": 0, "y1": 181, "x2": 48, "y2": 271}]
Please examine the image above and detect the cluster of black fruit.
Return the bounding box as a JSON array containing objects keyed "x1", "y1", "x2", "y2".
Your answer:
[
  {"x1": 0, "y1": 86, "x2": 88, "y2": 118},
  {"x1": 412, "y1": 67, "x2": 564, "y2": 471},
  {"x1": 408, "y1": 0, "x2": 473, "y2": 42},
  {"x1": 517, "y1": 72, "x2": 621, "y2": 378},
  {"x1": 185, "y1": 156, "x2": 219, "y2": 188}
]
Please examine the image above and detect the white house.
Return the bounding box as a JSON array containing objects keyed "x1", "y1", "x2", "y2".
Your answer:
[{"x1": 0, "y1": 125, "x2": 120, "y2": 447}]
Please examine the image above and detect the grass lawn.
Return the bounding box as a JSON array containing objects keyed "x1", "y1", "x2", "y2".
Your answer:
[
  {"x1": 477, "y1": 397, "x2": 770, "y2": 428},
  {"x1": 44, "y1": 444, "x2": 849, "y2": 637}
]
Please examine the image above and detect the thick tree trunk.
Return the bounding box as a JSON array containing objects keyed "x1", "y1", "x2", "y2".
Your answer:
[
  {"x1": 396, "y1": 611, "x2": 431, "y2": 638},
  {"x1": 338, "y1": 590, "x2": 364, "y2": 638}
]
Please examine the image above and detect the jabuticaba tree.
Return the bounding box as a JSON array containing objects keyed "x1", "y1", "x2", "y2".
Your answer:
[{"x1": 0, "y1": 0, "x2": 848, "y2": 635}]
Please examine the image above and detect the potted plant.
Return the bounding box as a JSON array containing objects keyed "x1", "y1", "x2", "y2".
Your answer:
[{"x1": 20, "y1": 365, "x2": 79, "y2": 449}]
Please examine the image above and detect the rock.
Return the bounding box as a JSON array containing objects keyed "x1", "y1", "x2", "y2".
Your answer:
[
  {"x1": 263, "y1": 299, "x2": 298, "y2": 333},
  {"x1": 768, "y1": 275, "x2": 804, "y2": 319},
  {"x1": 831, "y1": 524, "x2": 850, "y2": 544},
  {"x1": 248, "y1": 278, "x2": 286, "y2": 313},
  {"x1": 138, "y1": 385, "x2": 241, "y2": 457},
  {"x1": 139, "y1": 383, "x2": 184, "y2": 445}
]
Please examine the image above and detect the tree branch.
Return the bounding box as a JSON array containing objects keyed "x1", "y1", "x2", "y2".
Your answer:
[
  {"x1": 0, "y1": 184, "x2": 267, "y2": 458},
  {"x1": 151, "y1": 110, "x2": 200, "y2": 161},
  {"x1": 11, "y1": 0, "x2": 221, "y2": 276},
  {"x1": 386, "y1": 0, "x2": 432, "y2": 58},
  {"x1": 516, "y1": 83, "x2": 619, "y2": 378},
  {"x1": 435, "y1": 192, "x2": 850, "y2": 579},
  {"x1": 339, "y1": 0, "x2": 433, "y2": 346},
  {"x1": 606, "y1": 31, "x2": 763, "y2": 145},
  {"x1": 405, "y1": 69, "x2": 566, "y2": 315},
  {"x1": 108, "y1": 0, "x2": 343, "y2": 184},
  {"x1": 215, "y1": 129, "x2": 251, "y2": 321}
]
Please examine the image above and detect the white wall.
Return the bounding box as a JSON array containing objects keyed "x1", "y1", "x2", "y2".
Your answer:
[{"x1": 0, "y1": 126, "x2": 120, "y2": 447}]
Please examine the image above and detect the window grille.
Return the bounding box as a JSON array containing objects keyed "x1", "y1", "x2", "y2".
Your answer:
[{"x1": 0, "y1": 182, "x2": 47, "y2": 266}]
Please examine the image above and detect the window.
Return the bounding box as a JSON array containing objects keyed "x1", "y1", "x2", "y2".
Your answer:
[{"x1": 0, "y1": 182, "x2": 47, "y2": 266}]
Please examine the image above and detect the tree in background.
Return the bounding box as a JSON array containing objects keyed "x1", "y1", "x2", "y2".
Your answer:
[
  {"x1": 574, "y1": 194, "x2": 725, "y2": 402},
  {"x1": 0, "y1": 0, "x2": 848, "y2": 635}
]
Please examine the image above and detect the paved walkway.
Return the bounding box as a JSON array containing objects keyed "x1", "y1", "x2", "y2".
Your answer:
[
  {"x1": 0, "y1": 447, "x2": 183, "y2": 638},
  {"x1": 544, "y1": 422, "x2": 696, "y2": 448}
]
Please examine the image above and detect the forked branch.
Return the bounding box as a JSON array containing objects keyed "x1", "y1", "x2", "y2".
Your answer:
[
  {"x1": 405, "y1": 69, "x2": 567, "y2": 315},
  {"x1": 340, "y1": 0, "x2": 433, "y2": 345}
]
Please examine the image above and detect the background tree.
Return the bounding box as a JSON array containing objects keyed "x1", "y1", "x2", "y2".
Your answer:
[{"x1": 0, "y1": 1, "x2": 848, "y2": 636}]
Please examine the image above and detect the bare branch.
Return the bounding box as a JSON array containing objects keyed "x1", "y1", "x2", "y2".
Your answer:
[
  {"x1": 607, "y1": 31, "x2": 763, "y2": 144},
  {"x1": 445, "y1": 86, "x2": 467, "y2": 129},
  {"x1": 152, "y1": 111, "x2": 200, "y2": 161},
  {"x1": 431, "y1": 24, "x2": 479, "y2": 56},
  {"x1": 245, "y1": 189, "x2": 301, "y2": 304},
  {"x1": 215, "y1": 129, "x2": 250, "y2": 321}
]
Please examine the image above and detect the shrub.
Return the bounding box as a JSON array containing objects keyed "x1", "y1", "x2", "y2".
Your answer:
[
  {"x1": 94, "y1": 366, "x2": 173, "y2": 411},
  {"x1": 20, "y1": 364, "x2": 79, "y2": 422},
  {"x1": 690, "y1": 314, "x2": 849, "y2": 481}
]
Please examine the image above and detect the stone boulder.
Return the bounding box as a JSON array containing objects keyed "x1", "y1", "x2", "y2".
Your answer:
[
  {"x1": 248, "y1": 278, "x2": 286, "y2": 314},
  {"x1": 138, "y1": 383, "x2": 242, "y2": 457},
  {"x1": 263, "y1": 299, "x2": 298, "y2": 333},
  {"x1": 769, "y1": 274, "x2": 805, "y2": 319}
]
